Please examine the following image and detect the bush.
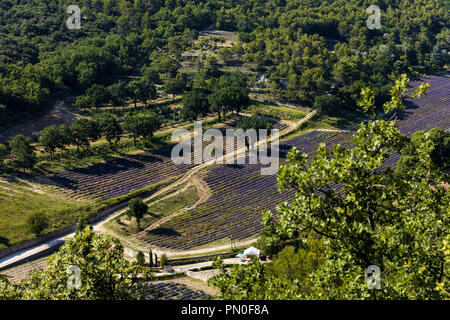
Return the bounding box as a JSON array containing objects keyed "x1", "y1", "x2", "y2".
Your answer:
[
  {"x1": 9, "y1": 134, "x2": 37, "y2": 171},
  {"x1": 160, "y1": 254, "x2": 168, "y2": 268},
  {"x1": 27, "y1": 213, "x2": 49, "y2": 236},
  {"x1": 235, "y1": 115, "x2": 273, "y2": 132},
  {"x1": 313, "y1": 95, "x2": 343, "y2": 116},
  {"x1": 76, "y1": 216, "x2": 91, "y2": 233}
]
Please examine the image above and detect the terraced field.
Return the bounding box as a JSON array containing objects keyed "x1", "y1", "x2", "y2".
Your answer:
[
  {"x1": 139, "y1": 131, "x2": 355, "y2": 250},
  {"x1": 38, "y1": 73, "x2": 449, "y2": 251},
  {"x1": 398, "y1": 74, "x2": 450, "y2": 136},
  {"x1": 41, "y1": 149, "x2": 195, "y2": 201},
  {"x1": 138, "y1": 73, "x2": 450, "y2": 250},
  {"x1": 40, "y1": 116, "x2": 287, "y2": 202}
]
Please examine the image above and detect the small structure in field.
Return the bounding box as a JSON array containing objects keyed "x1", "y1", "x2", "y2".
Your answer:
[{"x1": 243, "y1": 246, "x2": 260, "y2": 260}]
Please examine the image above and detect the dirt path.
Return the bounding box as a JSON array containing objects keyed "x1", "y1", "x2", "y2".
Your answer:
[
  {"x1": 140, "y1": 175, "x2": 211, "y2": 233},
  {"x1": 0, "y1": 100, "x2": 77, "y2": 143}
]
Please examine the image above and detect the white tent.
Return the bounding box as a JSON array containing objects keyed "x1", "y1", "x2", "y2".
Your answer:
[{"x1": 243, "y1": 246, "x2": 260, "y2": 256}]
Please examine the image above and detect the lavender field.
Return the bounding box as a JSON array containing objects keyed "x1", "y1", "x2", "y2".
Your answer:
[
  {"x1": 140, "y1": 73, "x2": 450, "y2": 250},
  {"x1": 41, "y1": 117, "x2": 287, "y2": 201},
  {"x1": 40, "y1": 73, "x2": 449, "y2": 251}
]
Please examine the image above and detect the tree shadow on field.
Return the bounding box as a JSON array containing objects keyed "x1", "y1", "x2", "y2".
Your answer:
[
  {"x1": 71, "y1": 153, "x2": 162, "y2": 176},
  {"x1": 143, "y1": 227, "x2": 181, "y2": 237},
  {"x1": 395, "y1": 100, "x2": 419, "y2": 121},
  {"x1": 0, "y1": 236, "x2": 10, "y2": 247}
]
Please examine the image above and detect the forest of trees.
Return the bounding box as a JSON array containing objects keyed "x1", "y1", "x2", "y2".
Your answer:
[{"x1": 0, "y1": 0, "x2": 448, "y2": 129}]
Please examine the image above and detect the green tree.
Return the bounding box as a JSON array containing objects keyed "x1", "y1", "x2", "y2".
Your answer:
[
  {"x1": 150, "y1": 55, "x2": 180, "y2": 78},
  {"x1": 235, "y1": 115, "x2": 273, "y2": 148},
  {"x1": 313, "y1": 95, "x2": 343, "y2": 116},
  {"x1": 56, "y1": 125, "x2": 71, "y2": 152},
  {"x1": 208, "y1": 90, "x2": 226, "y2": 121},
  {"x1": 396, "y1": 128, "x2": 450, "y2": 175},
  {"x1": 0, "y1": 143, "x2": 8, "y2": 158},
  {"x1": 0, "y1": 143, "x2": 8, "y2": 170},
  {"x1": 108, "y1": 81, "x2": 129, "y2": 110},
  {"x1": 142, "y1": 67, "x2": 161, "y2": 85},
  {"x1": 136, "y1": 79, "x2": 157, "y2": 108},
  {"x1": 9, "y1": 134, "x2": 36, "y2": 171},
  {"x1": 149, "y1": 250, "x2": 153, "y2": 267},
  {"x1": 182, "y1": 89, "x2": 210, "y2": 120},
  {"x1": 86, "y1": 84, "x2": 109, "y2": 110},
  {"x1": 69, "y1": 120, "x2": 89, "y2": 152},
  {"x1": 160, "y1": 254, "x2": 167, "y2": 269},
  {"x1": 136, "y1": 251, "x2": 145, "y2": 266},
  {"x1": 127, "y1": 198, "x2": 148, "y2": 230},
  {"x1": 208, "y1": 74, "x2": 249, "y2": 120},
  {"x1": 164, "y1": 76, "x2": 185, "y2": 101},
  {"x1": 127, "y1": 80, "x2": 140, "y2": 108},
  {"x1": 75, "y1": 95, "x2": 90, "y2": 111},
  {"x1": 38, "y1": 125, "x2": 62, "y2": 157},
  {"x1": 203, "y1": 56, "x2": 221, "y2": 78},
  {"x1": 429, "y1": 43, "x2": 447, "y2": 69},
  {"x1": 69, "y1": 119, "x2": 101, "y2": 152},
  {"x1": 123, "y1": 113, "x2": 160, "y2": 145},
  {"x1": 97, "y1": 113, "x2": 123, "y2": 148}
]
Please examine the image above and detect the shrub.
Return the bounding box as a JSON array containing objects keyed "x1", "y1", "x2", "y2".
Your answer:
[
  {"x1": 160, "y1": 254, "x2": 168, "y2": 268},
  {"x1": 27, "y1": 213, "x2": 49, "y2": 236},
  {"x1": 9, "y1": 134, "x2": 36, "y2": 171},
  {"x1": 76, "y1": 216, "x2": 91, "y2": 233}
]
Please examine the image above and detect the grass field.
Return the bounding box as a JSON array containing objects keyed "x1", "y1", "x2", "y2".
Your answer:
[
  {"x1": 281, "y1": 109, "x2": 367, "y2": 141},
  {"x1": 0, "y1": 177, "x2": 92, "y2": 249},
  {"x1": 302, "y1": 110, "x2": 365, "y2": 130},
  {"x1": 242, "y1": 103, "x2": 307, "y2": 121}
]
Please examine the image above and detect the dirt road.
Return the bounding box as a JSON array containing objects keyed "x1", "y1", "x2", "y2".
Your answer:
[{"x1": 0, "y1": 100, "x2": 77, "y2": 143}]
